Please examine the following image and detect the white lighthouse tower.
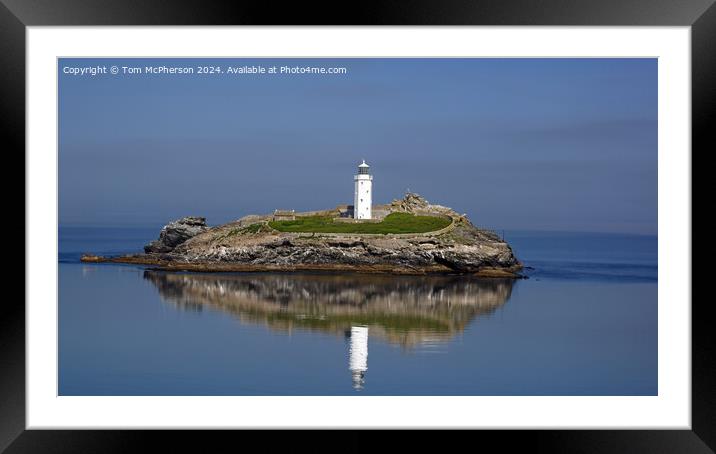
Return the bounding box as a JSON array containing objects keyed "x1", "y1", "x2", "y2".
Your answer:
[{"x1": 353, "y1": 160, "x2": 373, "y2": 219}]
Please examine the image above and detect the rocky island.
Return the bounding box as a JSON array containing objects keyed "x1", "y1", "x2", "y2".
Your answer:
[{"x1": 81, "y1": 192, "x2": 523, "y2": 277}]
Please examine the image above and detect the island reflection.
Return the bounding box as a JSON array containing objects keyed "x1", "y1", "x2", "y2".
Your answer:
[{"x1": 144, "y1": 271, "x2": 515, "y2": 348}]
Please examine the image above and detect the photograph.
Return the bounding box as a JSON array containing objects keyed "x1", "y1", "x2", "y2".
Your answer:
[
  {"x1": 6, "y1": 0, "x2": 710, "y2": 446},
  {"x1": 58, "y1": 57, "x2": 658, "y2": 396}
]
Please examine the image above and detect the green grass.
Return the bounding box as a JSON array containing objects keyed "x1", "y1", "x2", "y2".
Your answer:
[
  {"x1": 240, "y1": 223, "x2": 263, "y2": 234},
  {"x1": 212, "y1": 223, "x2": 265, "y2": 242},
  {"x1": 268, "y1": 212, "x2": 451, "y2": 234}
]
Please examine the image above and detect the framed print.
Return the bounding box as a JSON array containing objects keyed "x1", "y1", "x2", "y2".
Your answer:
[{"x1": 6, "y1": 0, "x2": 712, "y2": 451}]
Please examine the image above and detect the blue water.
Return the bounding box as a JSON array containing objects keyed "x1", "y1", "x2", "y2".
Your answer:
[{"x1": 58, "y1": 227, "x2": 657, "y2": 395}]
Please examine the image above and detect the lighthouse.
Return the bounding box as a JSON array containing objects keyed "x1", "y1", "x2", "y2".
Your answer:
[{"x1": 354, "y1": 160, "x2": 373, "y2": 219}]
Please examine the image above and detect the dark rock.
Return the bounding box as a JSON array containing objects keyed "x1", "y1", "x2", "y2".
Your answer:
[{"x1": 144, "y1": 216, "x2": 208, "y2": 253}]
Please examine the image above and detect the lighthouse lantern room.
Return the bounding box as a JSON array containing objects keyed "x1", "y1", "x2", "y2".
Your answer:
[{"x1": 353, "y1": 160, "x2": 373, "y2": 220}]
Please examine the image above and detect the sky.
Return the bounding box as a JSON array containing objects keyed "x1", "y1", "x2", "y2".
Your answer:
[{"x1": 58, "y1": 58, "x2": 657, "y2": 235}]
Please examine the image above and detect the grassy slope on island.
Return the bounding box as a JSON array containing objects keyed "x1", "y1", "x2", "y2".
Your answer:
[{"x1": 268, "y1": 212, "x2": 451, "y2": 234}]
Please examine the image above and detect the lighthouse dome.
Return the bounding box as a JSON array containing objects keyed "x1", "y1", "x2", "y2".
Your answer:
[{"x1": 357, "y1": 160, "x2": 371, "y2": 176}]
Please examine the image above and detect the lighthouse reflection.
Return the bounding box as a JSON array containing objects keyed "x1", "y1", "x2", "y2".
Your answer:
[
  {"x1": 348, "y1": 326, "x2": 369, "y2": 390},
  {"x1": 144, "y1": 271, "x2": 515, "y2": 390}
]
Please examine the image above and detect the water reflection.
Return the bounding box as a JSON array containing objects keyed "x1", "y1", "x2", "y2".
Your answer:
[
  {"x1": 144, "y1": 271, "x2": 515, "y2": 345},
  {"x1": 348, "y1": 326, "x2": 369, "y2": 390},
  {"x1": 144, "y1": 271, "x2": 515, "y2": 390}
]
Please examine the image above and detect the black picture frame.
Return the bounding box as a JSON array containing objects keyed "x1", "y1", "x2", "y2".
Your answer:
[{"x1": 5, "y1": 0, "x2": 710, "y2": 451}]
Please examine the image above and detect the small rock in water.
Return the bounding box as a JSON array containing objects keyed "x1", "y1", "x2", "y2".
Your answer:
[{"x1": 80, "y1": 254, "x2": 105, "y2": 262}]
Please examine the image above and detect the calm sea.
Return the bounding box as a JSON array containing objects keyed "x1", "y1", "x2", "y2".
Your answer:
[{"x1": 58, "y1": 227, "x2": 657, "y2": 396}]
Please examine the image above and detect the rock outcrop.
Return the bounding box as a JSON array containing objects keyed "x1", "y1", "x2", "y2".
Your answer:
[
  {"x1": 144, "y1": 216, "x2": 208, "y2": 253},
  {"x1": 390, "y1": 192, "x2": 431, "y2": 212}
]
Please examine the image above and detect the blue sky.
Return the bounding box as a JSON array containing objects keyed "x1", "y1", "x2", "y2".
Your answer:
[{"x1": 58, "y1": 58, "x2": 657, "y2": 234}]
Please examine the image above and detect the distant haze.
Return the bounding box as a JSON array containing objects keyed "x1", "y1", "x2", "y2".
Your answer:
[{"x1": 59, "y1": 58, "x2": 657, "y2": 235}]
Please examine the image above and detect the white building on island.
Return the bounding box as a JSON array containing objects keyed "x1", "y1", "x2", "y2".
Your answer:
[{"x1": 353, "y1": 160, "x2": 373, "y2": 219}]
